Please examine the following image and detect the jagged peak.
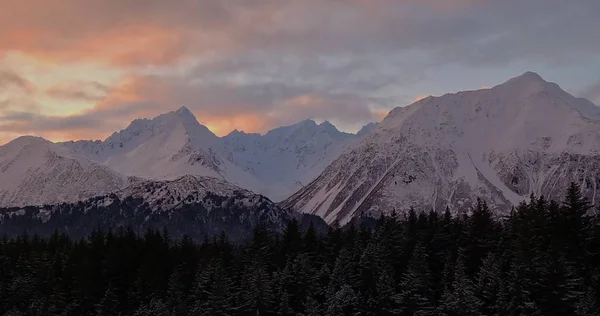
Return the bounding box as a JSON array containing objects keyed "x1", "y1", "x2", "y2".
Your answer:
[
  {"x1": 298, "y1": 119, "x2": 318, "y2": 127},
  {"x1": 510, "y1": 71, "x2": 546, "y2": 83},
  {"x1": 228, "y1": 129, "x2": 243, "y2": 135},
  {"x1": 224, "y1": 129, "x2": 261, "y2": 138},
  {"x1": 356, "y1": 122, "x2": 379, "y2": 137},
  {"x1": 319, "y1": 120, "x2": 335, "y2": 128},
  {"x1": 175, "y1": 105, "x2": 194, "y2": 117},
  {"x1": 319, "y1": 120, "x2": 342, "y2": 133}
]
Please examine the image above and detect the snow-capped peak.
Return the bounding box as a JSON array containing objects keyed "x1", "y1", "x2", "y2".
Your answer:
[
  {"x1": 283, "y1": 72, "x2": 600, "y2": 225},
  {"x1": 509, "y1": 71, "x2": 545, "y2": 83},
  {"x1": 175, "y1": 105, "x2": 194, "y2": 116},
  {"x1": 0, "y1": 136, "x2": 130, "y2": 207}
]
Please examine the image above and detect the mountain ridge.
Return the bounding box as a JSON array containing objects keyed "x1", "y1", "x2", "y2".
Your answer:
[
  {"x1": 0, "y1": 173, "x2": 328, "y2": 242},
  {"x1": 282, "y1": 72, "x2": 600, "y2": 224},
  {"x1": 0, "y1": 109, "x2": 375, "y2": 206}
]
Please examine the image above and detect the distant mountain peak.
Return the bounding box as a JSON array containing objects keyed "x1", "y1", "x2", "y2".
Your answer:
[
  {"x1": 319, "y1": 121, "x2": 343, "y2": 133},
  {"x1": 6, "y1": 135, "x2": 51, "y2": 147},
  {"x1": 356, "y1": 122, "x2": 379, "y2": 137},
  {"x1": 168, "y1": 105, "x2": 200, "y2": 124},
  {"x1": 514, "y1": 71, "x2": 545, "y2": 82},
  {"x1": 228, "y1": 129, "x2": 243, "y2": 135},
  {"x1": 319, "y1": 120, "x2": 334, "y2": 127},
  {"x1": 175, "y1": 105, "x2": 195, "y2": 118},
  {"x1": 500, "y1": 71, "x2": 549, "y2": 89},
  {"x1": 299, "y1": 119, "x2": 318, "y2": 127}
]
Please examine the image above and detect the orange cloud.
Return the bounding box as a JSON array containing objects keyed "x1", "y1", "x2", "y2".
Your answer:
[
  {"x1": 3, "y1": 27, "x2": 189, "y2": 67},
  {"x1": 0, "y1": 1, "x2": 264, "y2": 67},
  {"x1": 201, "y1": 114, "x2": 270, "y2": 136},
  {"x1": 373, "y1": 109, "x2": 389, "y2": 120}
]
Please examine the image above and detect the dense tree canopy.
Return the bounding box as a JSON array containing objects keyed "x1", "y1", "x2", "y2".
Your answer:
[{"x1": 1, "y1": 183, "x2": 599, "y2": 315}]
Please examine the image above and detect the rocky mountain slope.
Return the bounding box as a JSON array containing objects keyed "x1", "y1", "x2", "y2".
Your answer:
[
  {"x1": 282, "y1": 72, "x2": 600, "y2": 225},
  {"x1": 0, "y1": 136, "x2": 132, "y2": 207},
  {"x1": 0, "y1": 175, "x2": 327, "y2": 241}
]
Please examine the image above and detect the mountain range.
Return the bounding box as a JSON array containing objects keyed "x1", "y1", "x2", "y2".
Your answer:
[
  {"x1": 0, "y1": 108, "x2": 373, "y2": 207},
  {"x1": 1, "y1": 71, "x2": 600, "y2": 229}
]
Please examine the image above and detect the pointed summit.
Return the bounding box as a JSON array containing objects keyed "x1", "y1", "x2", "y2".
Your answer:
[
  {"x1": 165, "y1": 106, "x2": 213, "y2": 136},
  {"x1": 319, "y1": 121, "x2": 341, "y2": 133},
  {"x1": 175, "y1": 105, "x2": 193, "y2": 116},
  {"x1": 493, "y1": 71, "x2": 559, "y2": 98},
  {"x1": 517, "y1": 71, "x2": 545, "y2": 81},
  {"x1": 503, "y1": 71, "x2": 547, "y2": 86},
  {"x1": 173, "y1": 105, "x2": 199, "y2": 122}
]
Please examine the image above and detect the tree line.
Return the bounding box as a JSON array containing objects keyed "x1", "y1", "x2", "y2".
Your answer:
[{"x1": 1, "y1": 183, "x2": 599, "y2": 315}]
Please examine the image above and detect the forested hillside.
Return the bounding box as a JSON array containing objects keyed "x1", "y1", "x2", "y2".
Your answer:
[{"x1": 1, "y1": 183, "x2": 599, "y2": 315}]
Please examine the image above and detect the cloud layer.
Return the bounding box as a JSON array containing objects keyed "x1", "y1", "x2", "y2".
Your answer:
[{"x1": 1, "y1": 0, "x2": 599, "y2": 141}]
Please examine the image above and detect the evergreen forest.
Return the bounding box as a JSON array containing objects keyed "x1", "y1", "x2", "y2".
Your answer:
[{"x1": 1, "y1": 183, "x2": 599, "y2": 315}]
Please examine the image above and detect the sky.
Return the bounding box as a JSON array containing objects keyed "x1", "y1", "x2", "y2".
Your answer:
[{"x1": 1, "y1": 0, "x2": 600, "y2": 144}]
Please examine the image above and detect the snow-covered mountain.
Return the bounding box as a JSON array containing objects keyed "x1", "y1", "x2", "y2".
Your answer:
[
  {"x1": 62, "y1": 108, "x2": 368, "y2": 201},
  {"x1": 0, "y1": 136, "x2": 132, "y2": 207},
  {"x1": 221, "y1": 119, "x2": 359, "y2": 200},
  {"x1": 0, "y1": 174, "x2": 327, "y2": 241},
  {"x1": 282, "y1": 72, "x2": 600, "y2": 225},
  {"x1": 356, "y1": 122, "x2": 379, "y2": 137}
]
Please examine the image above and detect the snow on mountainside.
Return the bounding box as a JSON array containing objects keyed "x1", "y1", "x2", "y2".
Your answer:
[
  {"x1": 356, "y1": 122, "x2": 379, "y2": 137},
  {"x1": 0, "y1": 174, "x2": 331, "y2": 241},
  {"x1": 63, "y1": 107, "x2": 369, "y2": 201},
  {"x1": 63, "y1": 106, "x2": 236, "y2": 180},
  {"x1": 221, "y1": 119, "x2": 359, "y2": 200},
  {"x1": 115, "y1": 174, "x2": 271, "y2": 212},
  {"x1": 0, "y1": 174, "x2": 314, "y2": 241},
  {"x1": 0, "y1": 136, "x2": 131, "y2": 207},
  {"x1": 282, "y1": 72, "x2": 600, "y2": 225}
]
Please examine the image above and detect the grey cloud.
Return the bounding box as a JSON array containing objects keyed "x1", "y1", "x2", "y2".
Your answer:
[
  {"x1": 581, "y1": 82, "x2": 600, "y2": 105},
  {"x1": 46, "y1": 81, "x2": 110, "y2": 102},
  {"x1": 3, "y1": 0, "x2": 599, "y2": 66},
  {"x1": 0, "y1": 69, "x2": 33, "y2": 92},
  {"x1": 2, "y1": 0, "x2": 600, "y2": 137},
  {"x1": 0, "y1": 111, "x2": 106, "y2": 132}
]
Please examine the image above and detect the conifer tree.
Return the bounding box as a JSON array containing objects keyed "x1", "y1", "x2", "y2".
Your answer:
[
  {"x1": 133, "y1": 298, "x2": 170, "y2": 316},
  {"x1": 438, "y1": 256, "x2": 481, "y2": 316},
  {"x1": 95, "y1": 287, "x2": 121, "y2": 316},
  {"x1": 475, "y1": 253, "x2": 504, "y2": 315},
  {"x1": 239, "y1": 260, "x2": 276, "y2": 315},
  {"x1": 370, "y1": 267, "x2": 400, "y2": 316},
  {"x1": 397, "y1": 245, "x2": 435, "y2": 316},
  {"x1": 327, "y1": 248, "x2": 359, "y2": 295},
  {"x1": 301, "y1": 296, "x2": 322, "y2": 316},
  {"x1": 576, "y1": 287, "x2": 600, "y2": 316},
  {"x1": 325, "y1": 284, "x2": 359, "y2": 316}
]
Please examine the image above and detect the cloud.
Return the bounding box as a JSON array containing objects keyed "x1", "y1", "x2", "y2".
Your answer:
[
  {"x1": 0, "y1": 69, "x2": 386, "y2": 140},
  {"x1": 1, "y1": 0, "x2": 600, "y2": 142},
  {"x1": 0, "y1": 69, "x2": 33, "y2": 92},
  {"x1": 1, "y1": 0, "x2": 599, "y2": 67},
  {"x1": 581, "y1": 82, "x2": 600, "y2": 105},
  {"x1": 46, "y1": 81, "x2": 110, "y2": 102}
]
